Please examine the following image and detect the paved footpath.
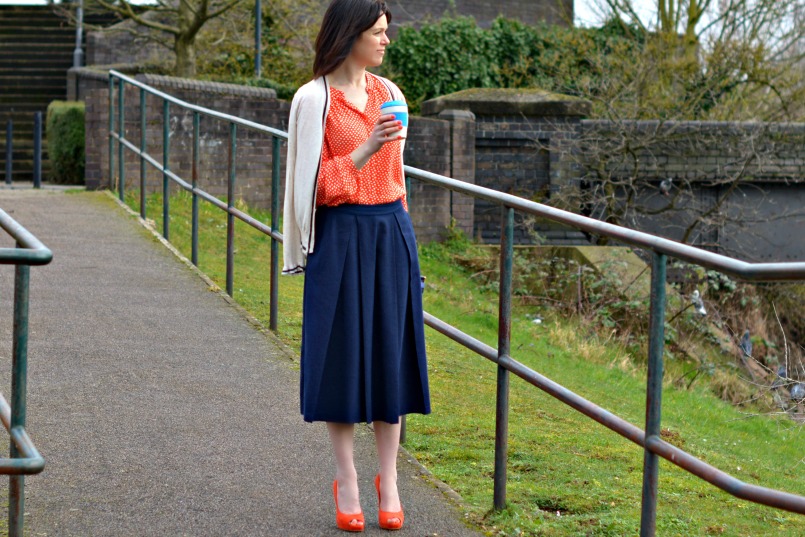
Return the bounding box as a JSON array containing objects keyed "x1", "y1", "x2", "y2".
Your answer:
[{"x1": 0, "y1": 189, "x2": 481, "y2": 537}]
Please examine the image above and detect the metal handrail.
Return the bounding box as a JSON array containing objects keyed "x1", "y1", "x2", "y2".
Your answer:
[
  {"x1": 0, "y1": 209, "x2": 53, "y2": 265},
  {"x1": 109, "y1": 71, "x2": 288, "y2": 140},
  {"x1": 403, "y1": 167, "x2": 805, "y2": 281},
  {"x1": 107, "y1": 71, "x2": 805, "y2": 536},
  {"x1": 423, "y1": 313, "x2": 805, "y2": 514},
  {"x1": 108, "y1": 70, "x2": 284, "y2": 325},
  {"x1": 0, "y1": 207, "x2": 51, "y2": 537}
]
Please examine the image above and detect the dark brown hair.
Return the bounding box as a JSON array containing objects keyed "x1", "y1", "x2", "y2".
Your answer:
[{"x1": 313, "y1": 0, "x2": 391, "y2": 78}]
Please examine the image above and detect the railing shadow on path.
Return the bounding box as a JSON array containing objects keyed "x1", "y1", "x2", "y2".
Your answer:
[{"x1": 108, "y1": 69, "x2": 805, "y2": 537}]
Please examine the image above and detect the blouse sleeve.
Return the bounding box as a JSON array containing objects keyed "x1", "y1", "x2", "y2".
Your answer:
[{"x1": 316, "y1": 136, "x2": 361, "y2": 205}]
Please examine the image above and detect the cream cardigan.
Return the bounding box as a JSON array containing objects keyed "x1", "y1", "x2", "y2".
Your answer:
[{"x1": 282, "y1": 73, "x2": 407, "y2": 274}]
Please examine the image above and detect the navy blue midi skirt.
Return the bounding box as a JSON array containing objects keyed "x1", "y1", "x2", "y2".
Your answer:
[{"x1": 300, "y1": 199, "x2": 431, "y2": 424}]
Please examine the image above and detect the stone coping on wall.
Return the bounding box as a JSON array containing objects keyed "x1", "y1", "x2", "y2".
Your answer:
[
  {"x1": 137, "y1": 74, "x2": 277, "y2": 99},
  {"x1": 421, "y1": 87, "x2": 591, "y2": 117},
  {"x1": 69, "y1": 64, "x2": 145, "y2": 82},
  {"x1": 69, "y1": 65, "x2": 277, "y2": 100}
]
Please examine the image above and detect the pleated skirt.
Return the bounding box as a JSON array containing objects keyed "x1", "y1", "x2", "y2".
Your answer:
[{"x1": 300, "y1": 199, "x2": 431, "y2": 424}]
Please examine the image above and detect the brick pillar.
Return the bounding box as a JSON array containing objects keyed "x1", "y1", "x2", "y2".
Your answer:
[
  {"x1": 422, "y1": 88, "x2": 591, "y2": 244},
  {"x1": 437, "y1": 109, "x2": 475, "y2": 237},
  {"x1": 84, "y1": 87, "x2": 109, "y2": 190}
]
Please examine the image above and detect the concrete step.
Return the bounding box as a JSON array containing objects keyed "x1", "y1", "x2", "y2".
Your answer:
[
  {"x1": 0, "y1": 21, "x2": 73, "y2": 29},
  {"x1": 0, "y1": 40, "x2": 74, "y2": 48},
  {"x1": 0, "y1": 47, "x2": 74, "y2": 58},
  {"x1": 0, "y1": 67, "x2": 69, "y2": 75},
  {"x1": 0, "y1": 163, "x2": 53, "y2": 172},
  {"x1": 0, "y1": 163, "x2": 54, "y2": 178},
  {"x1": 0, "y1": 25, "x2": 74, "y2": 34},
  {"x1": 0, "y1": 6, "x2": 118, "y2": 23},
  {"x1": 0, "y1": 76, "x2": 67, "y2": 88},
  {"x1": 0, "y1": 124, "x2": 45, "y2": 135},
  {"x1": 0, "y1": 108, "x2": 44, "y2": 115},
  {"x1": 0, "y1": 126, "x2": 46, "y2": 135},
  {"x1": 0, "y1": 14, "x2": 66, "y2": 26},
  {"x1": 0, "y1": 171, "x2": 54, "y2": 183},
  {"x1": 1, "y1": 125, "x2": 51, "y2": 138},
  {"x1": 0, "y1": 33, "x2": 77, "y2": 44},
  {"x1": 0, "y1": 93, "x2": 65, "y2": 105},
  {"x1": 0, "y1": 56, "x2": 72, "y2": 65},
  {"x1": 0, "y1": 94, "x2": 66, "y2": 108},
  {"x1": 0, "y1": 67, "x2": 71, "y2": 76},
  {"x1": 0, "y1": 103, "x2": 54, "y2": 114},
  {"x1": 0, "y1": 147, "x2": 53, "y2": 159}
]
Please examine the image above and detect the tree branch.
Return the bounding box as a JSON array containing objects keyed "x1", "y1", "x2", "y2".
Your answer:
[
  {"x1": 205, "y1": 0, "x2": 242, "y2": 22},
  {"x1": 94, "y1": 0, "x2": 180, "y2": 36}
]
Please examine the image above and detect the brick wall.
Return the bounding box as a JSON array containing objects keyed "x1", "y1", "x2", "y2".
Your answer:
[
  {"x1": 86, "y1": 22, "x2": 170, "y2": 68},
  {"x1": 473, "y1": 114, "x2": 586, "y2": 244},
  {"x1": 577, "y1": 120, "x2": 805, "y2": 261},
  {"x1": 579, "y1": 120, "x2": 805, "y2": 184},
  {"x1": 418, "y1": 89, "x2": 805, "y2": 261},
  {"x1": 82, "y1": 71, "x2": 462, "y2": 243},
  {"x1": 82, "y1": 69, "x2": 805, "y2": 261},
  {"x1": 84, "y1": 74, "x2": 290, "y2": 214}
]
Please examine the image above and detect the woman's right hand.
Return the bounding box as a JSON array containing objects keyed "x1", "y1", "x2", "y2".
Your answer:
[
  {"x1": 350, "y1": 114, "x2": 403, "y2": 170},
  {"x1": 367, "y1": 114, "x2": 403, "y2": 153}
]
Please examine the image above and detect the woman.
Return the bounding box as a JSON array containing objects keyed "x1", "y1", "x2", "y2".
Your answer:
[{"x1": 282, "y1": 0, "x2": 430, "y2": 532}]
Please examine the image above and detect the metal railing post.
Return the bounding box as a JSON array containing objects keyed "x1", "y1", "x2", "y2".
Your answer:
[
  {"x1": 399, "y1": 417, "x2": 406, "y2": 445},
  {"x1": 33, "y1": 113, "x2": 42, "y2": 189},
  {"x1": 162, "y1": 100, "x2": 170, "y2": 240},
  {"x1": 403, "y1": 165, "x2": 412, "y2": 386},
  {"x1": 269, "y1": 136, "x2": 280, "y2": 331},
  {"x1": 191, "y1": 112, "x2": 200, "y2": 266},
  {"x1": 640, "y1": 252, "x2": 667, "y2": 537},
  {"x1": 9, "y1": 259, "x2": 30, "y2": 536},
  {"x1": 6, "y1": 119, "x2": 12, "y2": 185},
  {"x1": 226, "y1": 122, "x2": 237, "y2": 297},
  {"x1": 139, "y1": 88, "x2": 146, "y2": 219},
  {"x1": 108, "y1": 75, "x2": 115, "y2": 190},
  {"x1": 255, "y1": 0, "x2": 262, "y2": 79},
  {"x1": 73, "y1": 0, "x2": 84, "y2": 68},
  {"x1": 118, "y1": 80, "x2": 125, "y2": 201},
  {"x1": 493, "y1": 206, "x2": 514, "y2": 511}
]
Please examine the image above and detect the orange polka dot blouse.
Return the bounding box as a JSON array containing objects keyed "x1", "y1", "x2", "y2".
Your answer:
[{"x1": 316, "y1": 74, "x2": 407, "y2": 209}]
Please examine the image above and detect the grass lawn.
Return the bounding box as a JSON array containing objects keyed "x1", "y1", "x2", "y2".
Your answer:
[{"x1": 122, "y1": 189, "x2": 804, "y2": 536}]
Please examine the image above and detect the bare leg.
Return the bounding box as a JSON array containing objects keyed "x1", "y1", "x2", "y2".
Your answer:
[
  {"x1": 327, "y1": 422, "x2": 362, "y2": 516},
  {"x1": 374, "y1": 421, "x2": 402, "y2": 513}
]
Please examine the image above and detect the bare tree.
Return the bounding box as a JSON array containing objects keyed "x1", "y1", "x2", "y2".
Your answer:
[
  {"x1": 87, "y1": 0, "x2": 244, "y2": 77},
  {"x1": 588, "y1": 0, "x2": 805, "y2": 121},
  {"x1": 526, "y1": 0, "x2": 805, "y2": 250}
]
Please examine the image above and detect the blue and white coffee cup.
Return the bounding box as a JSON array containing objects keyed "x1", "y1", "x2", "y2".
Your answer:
[{"x1": 380, "y1": 100, "x2": 408, "y2": 140}]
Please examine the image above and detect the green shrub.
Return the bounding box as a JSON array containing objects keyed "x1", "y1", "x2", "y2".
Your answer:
[
  {"x1": 46, "y1": 101, "x2": 85, "y2": 185},
  {"x1": 382, "y1": 16, "x2": 645, "y2": 114},
  {"x1": 382, "y1": 17, "x2": 498, "y2": 112}
]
